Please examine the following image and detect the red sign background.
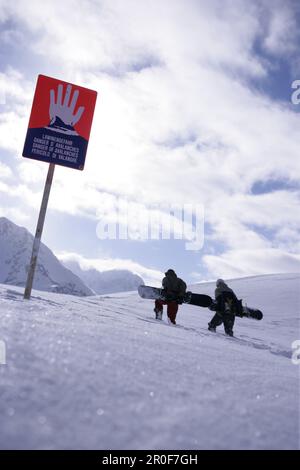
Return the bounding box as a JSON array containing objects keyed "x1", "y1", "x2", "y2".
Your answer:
[{"x1": 28, "y1": 75, "x2": 97, "y2": 141}]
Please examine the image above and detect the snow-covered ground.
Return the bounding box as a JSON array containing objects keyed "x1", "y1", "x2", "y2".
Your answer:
[{"x1": 0, "y1": 273, "x2": 299, "y2": 449}]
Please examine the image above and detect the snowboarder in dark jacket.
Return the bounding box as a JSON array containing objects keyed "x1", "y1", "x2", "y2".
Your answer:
[
  {"x1": 208, "y1": 279, "x2": 239, "y2": 336},
  {"x1": 154, "y1": 269, "x2": 187, "y2": 325}
]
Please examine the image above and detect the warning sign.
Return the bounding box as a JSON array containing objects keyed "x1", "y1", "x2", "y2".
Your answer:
[{"x1": 23, "y1": 75, "x2": 97, "y2": 170}]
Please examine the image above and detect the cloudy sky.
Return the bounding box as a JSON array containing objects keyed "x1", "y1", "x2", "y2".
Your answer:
[{"x1": 0, "y1": 0, "x2": 300, "y2": 285}]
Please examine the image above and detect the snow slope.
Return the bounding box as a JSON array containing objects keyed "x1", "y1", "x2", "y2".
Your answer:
[
  {"x1": 62, "y1": 260, "x2": 144, "y2": 294},
  {"x1": 0, "y1": 273, "x2": 299, "y2": 449},
  {"x1": 0, "y1": 217, "x2": 92, "y2": 296}
]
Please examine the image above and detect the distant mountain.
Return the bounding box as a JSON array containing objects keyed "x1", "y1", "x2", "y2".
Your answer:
[
  {"x1": 62, "y1": 260, "x2": 144, "y2": 294},
  {"x1": 0, "y1": 217, "x2": 93, "y2": 296}
]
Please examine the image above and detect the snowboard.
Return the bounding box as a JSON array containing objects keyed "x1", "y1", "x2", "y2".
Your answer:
[
  {"x1": 240, "y1": 305, "x2": 263, "y2": 321},
  {"x1": 209, "y1": 300, "x2": 263, "y2": 321},
  {"x1": 138, "y1": 285, "x2": 212, "y2": 308},
  {"x1": 138, "y1": 285, "x2": 263, "y2": 320}
]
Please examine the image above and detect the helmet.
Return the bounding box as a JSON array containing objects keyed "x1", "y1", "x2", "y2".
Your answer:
[{"x1": 216, "y1": 278, "x2": 225, "y2": 287}]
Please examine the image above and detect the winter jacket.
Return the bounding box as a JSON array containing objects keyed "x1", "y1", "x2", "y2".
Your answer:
[
  {"x1": 215, "y1": 281, "x2": 238, "y2": 314},
  {"x1": 162, "y1": 272, "x2": 187, "y2": 298}
]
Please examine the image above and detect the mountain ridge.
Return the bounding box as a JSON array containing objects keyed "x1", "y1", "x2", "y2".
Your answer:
[{"x1": 0, "y1": 216, "x2": 93, "y2": 296}]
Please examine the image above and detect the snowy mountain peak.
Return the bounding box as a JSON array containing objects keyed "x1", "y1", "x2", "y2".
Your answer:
[
  {"x1": 0, "y1": 217, "x2": 93, "y2": 296},
  {"x1": 62, "y1": 259, "x2": 144, "y2": 294},
  {"x1": 0, "y1": 217, "x2": 26, "y2": 236}
]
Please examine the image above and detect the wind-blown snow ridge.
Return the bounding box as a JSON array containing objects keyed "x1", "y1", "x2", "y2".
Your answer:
[{"x1": 0, "y1": 273, "x2": 299, "y2": 450}]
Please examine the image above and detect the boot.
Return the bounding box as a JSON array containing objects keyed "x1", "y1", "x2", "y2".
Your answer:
[
  {"x1": 224, "y1": 315, "x2": 235, "y2": 337},
  {"x1": 154, "y1": 307, "x2": 162, "y2": 320},
  {"x1": 208, "y1": 322, "x2": 216, "y2": 332},
  {"x1": 225, "y1": 329, "x2": 234, "y2": 337},
  {"x1": 208, "y1": 313, "x2": 223, "y2": 331}
]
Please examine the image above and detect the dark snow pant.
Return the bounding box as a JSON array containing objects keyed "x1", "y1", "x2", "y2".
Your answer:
[
  {"x1": 209, "y1": 311, "x2": 235, "y2": 334},
  {"x1": 155, "y1": 299, "x2": 178, "y2": 324}
]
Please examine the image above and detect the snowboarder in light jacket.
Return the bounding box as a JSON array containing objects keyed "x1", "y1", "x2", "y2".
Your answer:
[
  {"x1": 154, "y1": 269, "x2": 187, "y2": 325},
  {"x1": 208, "y1": 279, "x2": 238, "y2": 336}
]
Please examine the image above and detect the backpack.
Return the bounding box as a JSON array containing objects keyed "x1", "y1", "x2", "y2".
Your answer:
[{"x1": 223, "y1": 292, "x2": 242, "y2": 316}]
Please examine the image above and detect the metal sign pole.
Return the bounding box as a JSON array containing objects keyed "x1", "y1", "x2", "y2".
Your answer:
[{"x1": 24, "y1": 163, "x2": 55, "y2": 300}]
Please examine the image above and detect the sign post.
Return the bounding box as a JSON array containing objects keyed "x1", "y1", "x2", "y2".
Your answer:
[
  {"x1": 24, "y1": 163, "x2": 55, "y2": 299},
  {"x1": 22, "y1": 75, "x2": 97, "y2": 299}
]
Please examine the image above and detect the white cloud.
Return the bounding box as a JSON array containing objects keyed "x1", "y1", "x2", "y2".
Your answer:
[
  {"x1": 205, "y1": 190, "x2": 300, "y2": 250},
  {"x1": 0, "y1": 206, "x2": 30, "y2": 224},
  {"x1": 262, "y1": 1, "x2": 299, "y2": 56},
  {"x1": 274, "y1": 227, "x2": 300, "y2": 253},
  {"x1": 203, "y1": 248, "x2": 300, "y2": 279},
  {"x1": 57, "y1": 250, "x2": 163, "y2": 285},
  {"x1": 0, "y1": 67, "x2": 32, "y2": 154},
  {"x1": 0, "y1": 0, "x2": 300, "y2": 278},
  {"x1": 0, "y1": 162, "x2": 12, "y2": 179},
  {"x1": 0, "y1": 180, "x2": 41, "y2": 210},
  {"x1": 1, "y1": 0, "x2": 268, "y2": 75},
  {"x1": 18, "y1": 160, "x2": 46, "y2": 184}
]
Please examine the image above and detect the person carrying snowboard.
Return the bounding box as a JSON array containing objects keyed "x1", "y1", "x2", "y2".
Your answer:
[
  {"x1": 154, "y1": 269, "x2": 187, "y2": 325},
  {"x1": 208, "y1": 279, "x2": 239, "y2": 336}
]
